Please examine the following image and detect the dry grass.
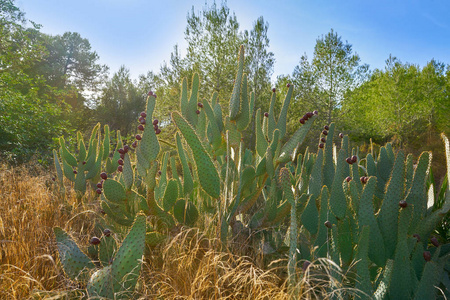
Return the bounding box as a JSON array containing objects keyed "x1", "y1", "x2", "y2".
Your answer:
[
  {"x1": 0, "y1": 163, "x2": 358, "y2": 299},
  {"x1": 0, "y1": 163, "x2": 96, "y2": 299}
]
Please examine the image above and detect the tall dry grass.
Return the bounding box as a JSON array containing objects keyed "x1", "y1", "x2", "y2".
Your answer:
[{"x1": 0, "y1": 163, "x2": 358, "y2": 299}]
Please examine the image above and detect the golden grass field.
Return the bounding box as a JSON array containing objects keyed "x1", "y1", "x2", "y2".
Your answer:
[{"x1": 0, "y1": 162, "x2": 356, "y2": 299}]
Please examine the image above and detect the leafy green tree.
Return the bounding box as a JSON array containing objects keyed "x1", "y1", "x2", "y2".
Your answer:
[
  {"x1": 243, "y1": 16, "x2": 274, "y2": 110},
  {"x1": 289, "y1": 29, "x2": 368, "y2": 126},
  {"x1": 96, "y1": 66, "x2": 145, "y2": 138},
  {"x1": 0, "y1": 0, "x2": 70, "y2": 163},
  {"x1": 182, "y1": 2, "x2": 243, "y2": 103},
  {"x1": 342, "y1": 57, "x2": 449, "y2": 145}
]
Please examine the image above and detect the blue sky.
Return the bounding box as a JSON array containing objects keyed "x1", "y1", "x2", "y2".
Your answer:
[{"x1": 17, "y1": 0, "x2": 450, "y2": 81}]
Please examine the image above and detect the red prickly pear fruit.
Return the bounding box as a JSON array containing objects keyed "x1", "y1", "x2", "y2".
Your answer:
[
  {"x1": 155, "y1": 128, "x2": 161, "y2": 135},
  {"x1": 324, "y1": 125, "x2": 329, "y2": 130},
  {"x1": 96, "y1": 188, "x2": 102, "y2": 195},
  {"x1": 399, "y1": 200, "x2": 408, "y2": 208},
  {"x1": 423, "y1": 251, "x2": 431, "y2": 261},
  {"x1": 103, "y1": 229, "x2": 111, "y2": 237},
  {"x1": 153, "y1": 94, "x2": 157, "y2": 99},
  {"x1": 100, "y1": 209, "x2": 106, "y2": 215},
  {"x1": 139, "y1": 118, "x2": 146, "y2": 124},
  {"x1": 264, "y1": 112, "x2": 269, "y2": 117},
  {"x1": 100, "y1": 172, "x2": 107, "y2": 180},
  {"x1": 117, "y1": 165, "x2": 123, "y2": 172},
  {"x1": 352, "y1": 155, "x2": 357, "y2": 163},
  {"x1": 313, "y1": 110, "x2": 318, "y2": 115},
  {"x1": 136, "y1": 134, "x2": 142, "y2": 140},
  {"x1": 319, "y1": 143, "x2": 324, "y2": 149},
  {"x1": 321, "y1": 137, "x2": 326, "y2": 143},
  {"x1": 118, "y1": 159, "x2": 124, "y2": 166},
  {"x1": 300, "y1": 118, "x2": 305, "y2": 124},
  {"x1": 90, "y1": 237, "x2": 101, "y2": 245},
  {"x1": 132, "y1": 141, "x2": 137, "y2": 148},
  {"x1": 147, "y1": 90, "x2": 154, "y2": 96},
  {"x1": 286, "y1": 83, "x2": 291, "y2": 88},
  {"x1": 197, "y1": 102, "x2": 203, "y2": 108},
  {"x1": 154, "y1": 124, "x2": 159, "y2": 130},
  {"x1": 140, "y1": 111, "x2": 147, "y2": 118},
  {"x1": 153, "y1": 119, "x2": 158, "y2": 125},
  {"x1": 346, "y1": 157, "x2": 353, "y2": 164},
  {"x1": 360, "y1": 176, "x2": 368, "y2": 184},
  {"x1": 124, "y1": 145, "x2": 130, "y2": 153},
  {"x1": 138, "y1": 124, "x2": 144, "y2": 131},
  {"x1": 73, "y1": 170, "x2": 77, "y2": 174},
  {"x1": 118, "y1": 148, "x2": 125, "y2": 155},
  {"x1": 324, "y1": 221, "x2": 332, "y2": 229},
  {"x1": 119, "y1": 153, "x2": 125, "y2": 160},
  {"x1": 96, "y1": 182, "x2": 102, "y2": 189},
  {"x1": 196, "y1": 110, "x2": 200, "y2": 114},
  {"x1": 322, "y1": 130, "x2": 328, "y2": 136},
  {"x1": 346, "y1": 176, "x2": 352, "y2": 182},
  {"x1": 272, "y1": 88, "x2": 276, "y2": 93},
  {"x1": 413, "y1": 234, "x2": 421, "y2": 242},
  {"x1": 158, "y1": 170, "x2": 162, "y2": 175},
  {"x1": 339, "y1": 133, "x2": 344, "y2": 138},
  {"x1": 303, "y1": 114, "x2": 309, "y2": 121},
  {"x1": 307, "y1": 112, "x2": 314, "y2": 118},
  {"x1": 430, "y1": 237, "x2": 439, "y2": 247},
  {"x1": 82, "y1": 161, "x2": 86, "y2": 165},
  {"x1": 302, "y1": 260, "x2": 311, "y2": 272},
  {"x1": 52, "y1": 177, "x2": 56, "y2": 181}
]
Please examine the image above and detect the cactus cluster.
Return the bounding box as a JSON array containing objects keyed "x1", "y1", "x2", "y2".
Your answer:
[
  {"x1": 52, "y1": 45, "x2": 450, "y2": 298},
  {"x1": 54, "y1": 213, "x2": 146, "y2": 299}
]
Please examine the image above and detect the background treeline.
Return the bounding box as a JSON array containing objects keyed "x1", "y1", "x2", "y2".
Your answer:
[{"x1": 1, "y1": 0, "x2": 449, "y2": 178}]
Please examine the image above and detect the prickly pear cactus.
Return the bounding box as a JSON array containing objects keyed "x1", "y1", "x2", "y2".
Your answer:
[
  {"x1": 52, "y1": 44, "x2": 450, "y2": 298},
  {"x1": 54, "y1": 213, "x2": 146, "y2": 298}
]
